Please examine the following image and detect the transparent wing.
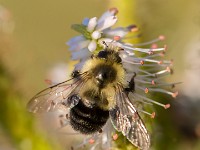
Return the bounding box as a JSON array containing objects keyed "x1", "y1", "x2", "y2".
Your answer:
[
  {"x1": 27, "y1": 72, "x2": 88, "y2": 113},
  {"x1": 110, "y1": 85, "x2": 150, "y2": 150}
]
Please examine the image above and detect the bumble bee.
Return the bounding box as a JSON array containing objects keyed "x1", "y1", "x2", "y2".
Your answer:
[{"x1": 27, "y1": 45, "x2": 150, "y2": 149}]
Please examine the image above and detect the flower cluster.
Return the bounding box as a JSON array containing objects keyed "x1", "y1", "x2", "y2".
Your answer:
[
  {"x1": 67, "y1": 8, "x2": 138, "y2": 70},
  {"x1": 67, "y1": 8, "x2": 179, "y2": 150}
]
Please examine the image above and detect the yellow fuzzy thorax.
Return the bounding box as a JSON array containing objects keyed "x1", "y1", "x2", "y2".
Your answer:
[
  {"x1": 80, "y1": 57, "x2": 125, "y2": 110},
  {"x1": 82, "y1": 57, "x2": 125, "y2": 85}
]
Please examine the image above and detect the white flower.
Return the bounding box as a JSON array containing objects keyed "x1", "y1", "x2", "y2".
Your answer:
[
  {"x1": 66, "y1": 8, "x2": 179, "y2": 150},
  {"x1": 67, "y1": 8, "x2": 178, "y2": 99},
  {"x1": 67, "y1": 8, "x2": 138, "y2": 70}
]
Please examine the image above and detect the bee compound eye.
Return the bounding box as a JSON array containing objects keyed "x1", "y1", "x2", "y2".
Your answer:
[
  {"x1": 71, "y1": 70, "x2": 80, "y2": 78},
  {"x1": 96, "y1": 72, "x2": 108, "y2": 83},
  {"x1": 97, "y1": 50, "x2": 108, "y2": 59}
]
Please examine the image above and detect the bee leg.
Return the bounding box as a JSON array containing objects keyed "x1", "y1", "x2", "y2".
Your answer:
[
  {"x1": 62, "y1": 94, "x2": 80, "y2": 108},
  {"x1": 59, "y1": 114, "x2": 70, "y2": 128},
  {"x1": 71, "y1": 70, "x2": 80, "y2": 78},
  {"x1": 91, "y1": 54, "x2": 98, "y2": 59},
  {"x1": 109, "y1": 106, "x2": 120, "y2": 121},
  {"x1": 125, "y1": 72, "x2": 136, "y2": 93},
  {"x1": 91, "y1": 54, "x2": 95, "y2": 59}
]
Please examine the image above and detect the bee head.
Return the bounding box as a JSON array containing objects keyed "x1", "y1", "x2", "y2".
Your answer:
[{"x1": 97, "y1": 49, "x2": 122, "y2": 63}]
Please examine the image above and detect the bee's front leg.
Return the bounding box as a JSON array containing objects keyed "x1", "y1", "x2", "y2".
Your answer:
[
  {"x1": 62, "y1": 94, "x2": 81, "y2": 108},
  {"x1": 125, "y1": 72, "x2": 136, "y2": 93}
]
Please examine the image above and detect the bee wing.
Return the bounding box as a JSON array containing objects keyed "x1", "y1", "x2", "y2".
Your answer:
[
  {"x1": 110, "y1": 85, "x2": 150, "y2": 150},
  {"x1": 27, "y1": 73, "x2": 87, "y2": 113}
]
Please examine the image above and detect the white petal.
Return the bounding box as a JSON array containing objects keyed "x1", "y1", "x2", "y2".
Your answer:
[
  {"x1": 103, "y1": 27, "x2": 128, "y2": 38},
  {"x1": 122, "y1": 62, "x2": 139, "y2": 73},
  {"x1": 66, "y1": 35, "x2": 85, "y2": 46},
  {"x1": 71, "y1": 48, "x2": 91, "y2": 60},
  {"x1": 47, "y1": 63, "x2": 69, "y2": 84},
  {"x1": 88, "y1": 40, "x2": 97, "y2": 52},
  {"x1": 119, "y1": 52, "x2": 129, "y2": 59},
  {"x1": 96, "y1": 16, "x2": 117, "y2": 31},
  {"x1": 69, "y1": 40, "x2": 90, "y2": 51},
  {"x1": 87, "y1": 17, "x2": 97, "y2": 32},
  {"x1": 75, "y1": 58, "x2": 89, "y2": 70},
  {"x1": 82, "y1": 18, "x2": 90, "y2": 26},
  {"x1": 98, "y1": 8, "x2": 118, "y2": 24},
  {"x1": 124, "y1": 49, "x2": 135, "y2": 56},
  {"x1": 91, "y1": 31, "x2": 101, "y2": 40}
]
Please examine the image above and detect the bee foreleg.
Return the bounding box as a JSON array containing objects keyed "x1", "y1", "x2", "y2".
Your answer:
[
  {"x1": 62, "y1": 94, "x2": 81, "y2": 109},
  {"x1": 125, "y1": 72, "x2": 136, "y2": 93}
]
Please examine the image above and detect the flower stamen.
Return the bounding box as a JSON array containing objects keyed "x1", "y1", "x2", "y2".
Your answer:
[
  {"x1": 109, "y1": 7, "x2": 118, "y2": 15},
  {"x1": 89, "y1": 138, "x2": 95, "y2": 144},
  {"x1": 127, "y1": 24, "x2": 138, "y2": 32},
  {"x1": 132, "y1": 35, "x2": 165, "y2": 47},
  {"x1": 137, "y1": 109, "x2": 156, "y2": 119},
  {"x1": 112, "y1": 133, "x2": 118, "y2": 141},
  {"x1": 134, "y1": 93, "x2": 170, "y2": 109}
]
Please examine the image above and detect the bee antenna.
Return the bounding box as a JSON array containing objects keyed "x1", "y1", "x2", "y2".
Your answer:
[
  {"x1": 102, "y1": 41, "x2": 108, "y2": 48},
  {"x1": 102, "y1": 40, "x2": 124, "y2": 52}
]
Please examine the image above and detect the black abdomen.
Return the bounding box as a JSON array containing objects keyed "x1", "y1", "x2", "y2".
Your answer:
[{"x1": 70, "y1": 98, "x2": 109, "y2": 134}]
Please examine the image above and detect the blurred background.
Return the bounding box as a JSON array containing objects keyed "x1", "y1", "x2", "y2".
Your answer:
[{"x1": 0, "y1": 0, "x2": 200, "y2": 149}]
